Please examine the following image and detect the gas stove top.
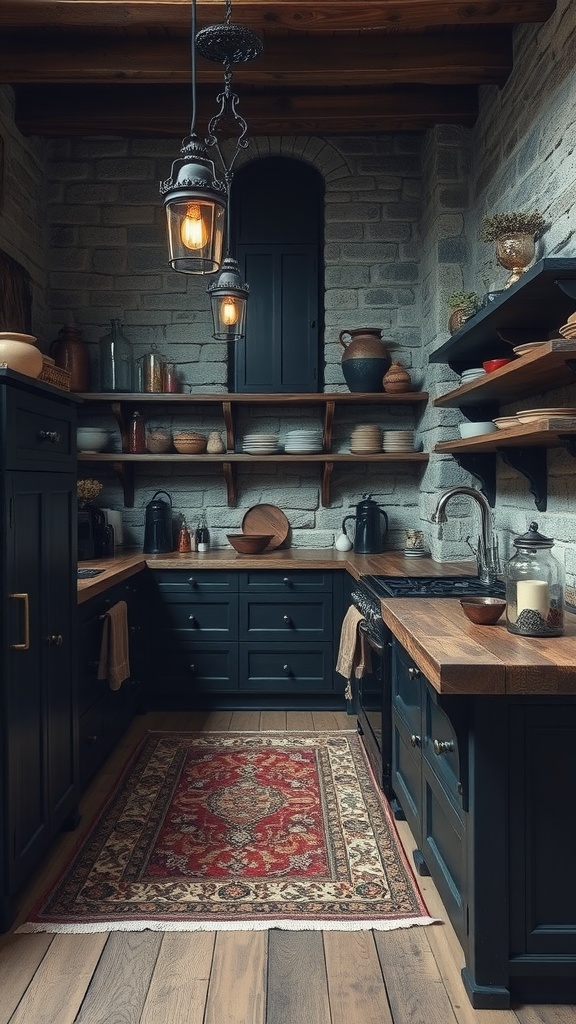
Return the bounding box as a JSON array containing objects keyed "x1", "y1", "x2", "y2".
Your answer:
[{"x1": 360, "y1": 574, "x2": 506, "y2": 599}]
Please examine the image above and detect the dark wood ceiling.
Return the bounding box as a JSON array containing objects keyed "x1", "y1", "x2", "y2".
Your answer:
[{"x1": 0, "y1": 1, "x2": 557, "y2": 136}]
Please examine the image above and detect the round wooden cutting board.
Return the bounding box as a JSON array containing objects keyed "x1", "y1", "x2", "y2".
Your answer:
[{"x1": 242, "y1": 504, "x2": 290, "y2": 550}]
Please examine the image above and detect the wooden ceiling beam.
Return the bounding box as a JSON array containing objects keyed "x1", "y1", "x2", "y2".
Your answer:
[
  {"x1": 0, "y1": 30, "x2": 512, "y2": 87},
  {"x1": 13, "y1": 82, "x2": 478, "y2": 136},
  {"x1": 0, "y1": 1, "x2": 556, "y2": 32}
]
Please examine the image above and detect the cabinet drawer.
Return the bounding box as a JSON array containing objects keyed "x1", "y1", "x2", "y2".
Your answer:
[
  {"x1": 151, "y1": 644, "x2": 239, "y2": 693},
  {"x1": 79, "y1": 702, "x2": 109, "y2": 788},
  {"x1": 391, "y1": 641, "x2": 422, "y2": 736},
  {"x1": 239, "y1": 570, "x2": 332, "y2": 593},
  {"x1": 422, "y1": 691, "x2": 463, "y2": 811},
  {"x1": 421, "y1": 769, "x2": 466, "y2": 943},
  {"x1": 240, "y1": 594, "x2": 332, "y2": 640},
  {"x1": 150, "y1": 569, "x2": 238, "y2": 594},
  {"x1": 157, "y1": 594, "x2": 239, "y2": 639},
  {"x1": 5, "y1": 389, "x2": 75, "y2": 470},
  {"x1": 239, "y1": 643, "x2": 334, "y2": 692}
]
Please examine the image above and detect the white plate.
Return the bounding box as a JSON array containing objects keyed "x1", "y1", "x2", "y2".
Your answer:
[
  {"x1": 517, "y1": 407, "x2": 576, "y2": 416},
  {"x1": 512, "y1": 343, "x2": 547, "y2": 355}
]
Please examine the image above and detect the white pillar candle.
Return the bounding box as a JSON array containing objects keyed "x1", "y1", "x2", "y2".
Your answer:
[{"x1": 516, "y1": 579, "x2": 549, "y2": 617}]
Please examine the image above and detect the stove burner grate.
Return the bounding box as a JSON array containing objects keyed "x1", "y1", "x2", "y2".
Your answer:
[{"x1": 361, "y1": 574, "x2": 506, "y2": 599}]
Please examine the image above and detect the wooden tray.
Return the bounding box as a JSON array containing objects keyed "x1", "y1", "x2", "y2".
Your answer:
[{"x1": 242, "y1": 504, "x2": 290, "y2": 551}]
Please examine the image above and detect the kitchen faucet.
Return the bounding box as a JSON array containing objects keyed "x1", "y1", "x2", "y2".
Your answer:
[{"x1": 431, "y1": 486, "x2": 501, "y2": 585}]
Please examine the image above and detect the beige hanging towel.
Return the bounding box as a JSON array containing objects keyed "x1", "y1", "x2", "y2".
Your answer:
[
  {"x1": 97, "y1": 600, "x2": 130, "y2": 691},
  {"x1": 335, "y1": 605, "x2": 372, "y2": 680}
]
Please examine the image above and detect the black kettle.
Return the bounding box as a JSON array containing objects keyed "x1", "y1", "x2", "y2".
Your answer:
[
  {"x1": 342, "y1": 494, "x2": 389, "y2": 554},
  {"x1": 143, "y1": 490, "x2": 174, "y2": 553}
]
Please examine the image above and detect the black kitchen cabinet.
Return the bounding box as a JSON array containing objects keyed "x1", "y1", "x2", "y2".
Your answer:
[
  {"x1": 147, "y1": 568, "x2": 346, "y2": 711},
  {"x1": 77, "y1": 575, "x2": 148, "y2": 789},
  {"x1": 0, "y1": 370, "x2": 80, "y2": 930}
]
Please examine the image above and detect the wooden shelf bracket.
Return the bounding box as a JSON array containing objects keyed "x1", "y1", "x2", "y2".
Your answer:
[
  {"x1": 451, "y1": 453, "x2": 496, "y2": 507},
  {"x1": 498, "y1": 446, "x2": 548, "y2": 512}
]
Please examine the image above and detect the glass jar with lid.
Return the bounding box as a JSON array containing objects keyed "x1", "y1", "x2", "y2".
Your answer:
[
  {"x1": 98, "y1": 318, "x2": 132, "y2": 392},
  {"x1": 504, "y1": 522, "x2": 565, "y2": 637}
]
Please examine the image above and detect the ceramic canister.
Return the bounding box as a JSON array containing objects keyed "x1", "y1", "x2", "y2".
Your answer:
[
  {"x1": 339, "y1": 328, "x2": 392, "y2": 392},
  {"x1": 0, "y1": 333, "x2": 43, "y2": 378}
]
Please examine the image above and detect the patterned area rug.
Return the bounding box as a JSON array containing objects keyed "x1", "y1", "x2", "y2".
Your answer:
[{"x1": 19, "y1": 732, "x2": 438, "y2": 933}]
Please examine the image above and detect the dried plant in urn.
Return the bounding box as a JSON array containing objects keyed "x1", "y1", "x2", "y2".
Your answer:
[
  {"x1": 479, "y1": 210, "x2": 546, "y2": 288},
  {"x1": 76, "y1": 478, "x2": 103, "y2": 508},
  {"x1": 447, "y1": 291, "x2": 480, "y2": 335}
]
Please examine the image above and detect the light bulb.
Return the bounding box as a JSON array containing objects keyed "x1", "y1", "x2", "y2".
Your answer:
[
  {"x1": 220, "y1": 296, "x2": 239, "y2": 326},
  {"x1": 180, "y1": 203, "x2": 208, "y2": 250}
]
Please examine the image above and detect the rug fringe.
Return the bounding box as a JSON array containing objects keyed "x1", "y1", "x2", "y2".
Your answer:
[{"x1": 17, "y1": 915, "x2": 441, "y2": 935}]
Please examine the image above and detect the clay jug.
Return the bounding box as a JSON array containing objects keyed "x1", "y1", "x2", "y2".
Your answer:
[
  {"x1": 382, "y1": 360, "x2": 412, "y2": 394},
  {"x1": 50, "y1": 323, "x2": 90, "y2": 391},
  {"x1": 339, "y1": 328, "x2": 392, "y2": 392},
  {"x1": 0, "y1": 332, "x2": 43, "y2": 378}
]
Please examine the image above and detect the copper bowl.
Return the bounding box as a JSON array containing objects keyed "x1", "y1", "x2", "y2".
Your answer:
[
  {"x1": 460, "y1": 597, "x2": 506, "y2": 625},
  {"x1": 227, "y1": 534, "x2": 274, "y2": 554}
]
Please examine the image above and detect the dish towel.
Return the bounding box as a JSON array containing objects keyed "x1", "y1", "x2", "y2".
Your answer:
[
  {"x1": 97, "y1": 600, "x2": 130, "y2": 691},
  {"x1": 336, "y1": 605, "x2": 372, "y2": 681}
]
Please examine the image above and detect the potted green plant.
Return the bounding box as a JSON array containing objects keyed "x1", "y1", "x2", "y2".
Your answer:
[
  {"x1": 447, "y1": 291, "x2": 480, "y2": 334},
  {"x1": 479, "y1": 210, "x2": 546, "y2": 287}
]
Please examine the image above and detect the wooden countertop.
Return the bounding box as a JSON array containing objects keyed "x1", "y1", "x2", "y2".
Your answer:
[{"x1": 380, "y1": 597, "x2": 576, "y2": 696}]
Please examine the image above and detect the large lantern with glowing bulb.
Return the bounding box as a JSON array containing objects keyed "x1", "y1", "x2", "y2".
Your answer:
[{"x1": 160, "y1": 134, "x2": 227, "y2": 274}]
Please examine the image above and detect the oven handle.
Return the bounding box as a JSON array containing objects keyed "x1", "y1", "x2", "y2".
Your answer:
[{"x1": 359, "y1": 619, "x2": 384, "y2": 656}]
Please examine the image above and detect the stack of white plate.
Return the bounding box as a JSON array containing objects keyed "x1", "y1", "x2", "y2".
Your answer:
[
  {"x1": 241, "y1": 432, "x2": 281, "y2": 455},
  {"x1": 349, "y1": 424, "x2": 383, "y2": 454},
  {"x1": 382, "y1": 429, "x2": 415, "y2": 452},
  {"x1": 460, "y1": 367, "x2": 486, "y2": 385},
  {"x1": 284, "y1": 428, "x2": 323, "y2": 454}
]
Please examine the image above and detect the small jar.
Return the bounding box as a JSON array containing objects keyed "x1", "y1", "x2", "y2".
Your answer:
[
  {"x1": 504, "y1": 522, "x2": 565, "y2": 637},
  {"x1": 164, "y1": 362, "x2": 180, "y2": 393}
]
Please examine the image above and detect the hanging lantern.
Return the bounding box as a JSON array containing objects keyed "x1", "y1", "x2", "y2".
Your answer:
[
  {"x1": 207, "y1": 256, "x2": 249, "y2": 340},
  {"x1": 160, "y1": 134, "x2": 227, "y2": 274}
]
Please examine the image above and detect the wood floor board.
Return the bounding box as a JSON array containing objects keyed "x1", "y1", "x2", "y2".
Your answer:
[
  {"x1": 204, "y1": 932, "x2": 267, "y2": 1024},
  {"x1": 75, "y1": 932, "x2": 163, "y2": 1023},
  {"x1": 140, "y1": 933, "x2": 215, "y2": 1024},
  {"x1": 197, "y1": 710, "x2": 235, "y2": 731},
  {"x1": 323, "y1": 931, "x2": 394, "y2": 1024},
  {"x1": 374, "y1": 926, "x2": 459, "y2": 1024},
  {"x1": 259, "y1": 710, "x2": 287, "y2": 730},
  {"x1": 7, "y1": 934, "x2": 108, "y2": 1024},
  {"x1": 312, "y1": 710, "x2": 348, "y2": 730},
  {"x1": 515, "y1": 1008, "x2": 576, "y2": 1023},
  {"x1": 230, "y1": 710, "x2": 262, "y2": 731},
  {"x1": 267, "y1": 930, "x2": 331, "y2": 1024},
  {"x1": 0, "y1": 933, "x2": 54, "y2": 1022},
  {"x1": 286, "y1": 710, "x2": 314, "y2": 730}
]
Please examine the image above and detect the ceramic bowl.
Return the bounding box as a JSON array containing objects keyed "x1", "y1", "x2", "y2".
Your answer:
[
  {"x1": 76, "y1": 427, "x2": 109, "y2": 451},
  {"x1": 458, "y1": 421, "x2": 498, "y2": 438},
  {"x1": 146, "y1": 430, "x2": 172, "y2": 453},
  {"x1": 460, "y1": 597, "x2": 506, "y2": 625},
  {"x1": 173, "y1": 431, "x2": 207, "y2": 454},
  {"x1": 482, "y1": 358, "x2": 513, "y2": 373},
  {"x1": 493, "y1": 416, "x2": 518, "y2": 429},
  {"x1": 227, "y1": 533, "x2": 274, "y2": 554}
]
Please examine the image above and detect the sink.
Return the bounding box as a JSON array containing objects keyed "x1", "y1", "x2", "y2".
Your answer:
[{"x1": 77, "y1": 568, "x2": 105, "y2": 579}]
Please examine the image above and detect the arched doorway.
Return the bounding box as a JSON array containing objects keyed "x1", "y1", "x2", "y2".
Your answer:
[{"x1": 229, "y1": 156, "x2": 324, "y2": 393}]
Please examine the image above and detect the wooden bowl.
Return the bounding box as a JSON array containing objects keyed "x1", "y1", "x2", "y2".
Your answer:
[
  {"x1": 173, "y1": 432, "x2": 207, "y2": 454},
  {"x1": 460, "y1": 597, "x2": 506, "y2": 625},
  {"x1": 227, "y1": 534, "x2": 274, "y2": 554}
]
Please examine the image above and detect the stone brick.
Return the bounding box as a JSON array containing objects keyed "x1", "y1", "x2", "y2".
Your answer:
[{"x1": 437, "y1": 237, "x2": 469, "y2": 262}]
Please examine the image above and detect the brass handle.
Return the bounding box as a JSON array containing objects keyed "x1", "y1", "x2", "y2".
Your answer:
[
  {"x1": 410, "y1": 734, "x2": 421, "y2": 748},
  {"x1": 10, "y1": 593, "x2": 30, "y2": 650},
  {"x1": 433, "y1": 739, "x2": 454, "y2": 755},
  {"x1": 38, "y1": 429, "x2": 61, "y2": 443},
  {"x1": 408, "y1": 667, "x2": 420, "y2": 679},
  {"x1": 46, "y1": 634, "x2": 63, "y2": 646}
]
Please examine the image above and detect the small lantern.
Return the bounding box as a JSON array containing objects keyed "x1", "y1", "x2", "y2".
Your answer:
[{"x1": 207, "y1": 256, "x2": 249, "y2": 340}]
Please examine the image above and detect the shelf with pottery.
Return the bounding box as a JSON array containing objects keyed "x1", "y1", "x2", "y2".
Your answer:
[
  {"x1": 429, "y1": 257, "x2": 576, "y2": 372},
  {"x1": 77, "y1": 391, "x2": 429, "y2": 508}
]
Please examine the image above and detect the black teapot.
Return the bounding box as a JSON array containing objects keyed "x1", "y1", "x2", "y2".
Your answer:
[
  {"x1": 342, "y1": 495, "x2": 389, "y2": 554},
  {"x1": 143, "y1": 490, "x2": 174, "y2": 553}
]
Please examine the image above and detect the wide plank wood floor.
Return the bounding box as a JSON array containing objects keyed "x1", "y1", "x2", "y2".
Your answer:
[{"x1": 0, "y1": 711, "x2": 573, "y2": 1024}]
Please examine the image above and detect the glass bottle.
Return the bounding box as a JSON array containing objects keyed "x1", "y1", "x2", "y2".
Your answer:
[
  {"x1": 99, "y1": 318, "x2": 132, "y2": 392},
  {"x1": 504, "y1": 522, "x2": 565, "y2": 637},
  {"x1": 195, "y1": 511, "x2": 210, "y2": 553},
  {"x1": 178, "y1": 519, "x2": 192, "y2": 552},
  {"x1": 128, "y1": 411, "x2": 146, "y2": 453}
]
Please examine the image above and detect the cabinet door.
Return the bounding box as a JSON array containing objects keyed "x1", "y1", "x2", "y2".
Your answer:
[{"x1": 233, "y1": 245, "x2": 319, "y2": 393}]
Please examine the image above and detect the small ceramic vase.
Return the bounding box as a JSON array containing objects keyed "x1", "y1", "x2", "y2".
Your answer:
[
  {"x1": 207, "y1": 431, "x2": 226, "y2": 454},
  {"x1": 382, "y1": 361, "x2": 412, "y2": 394},
  {"x1": 0, "y1": 333, "x2": 43, "y2": 378}
]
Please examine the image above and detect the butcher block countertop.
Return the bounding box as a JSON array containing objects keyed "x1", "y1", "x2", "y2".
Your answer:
[
  {"x1": 77, "y1": 549, "x2": 576, "y2": 694},
  {"x1": 380, "y1": 597, "x2": 576, "y2": 697}
]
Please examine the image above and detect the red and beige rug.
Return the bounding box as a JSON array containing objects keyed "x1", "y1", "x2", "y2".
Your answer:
[{"x1": 19, "y1": 731, "x2": 438, "y2": 933}]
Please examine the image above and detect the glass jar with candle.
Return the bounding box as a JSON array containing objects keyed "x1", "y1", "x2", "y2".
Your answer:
[{"x1": 504, "y1": 522, "x2": 565, "y2": 637}]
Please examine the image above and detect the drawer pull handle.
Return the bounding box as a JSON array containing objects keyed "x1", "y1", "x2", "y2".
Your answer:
[
  {"x1": 410, "y1": 734, "x2": 421, "y2": 748},
  {"x1": 46, "y1": 634, "x2": 63, "y2": 646},
  {"x1": 9, "y1": 593, "x2": 30, "y2": 650},
  {"x1": 283, "y1": 664, "x2": 291, "y2": 675},
  {"x1": 189, "y1": 664, "x2": 195, "y2": 674},
  {"x1": 39, "y1": 429, "x2": 61, "y2": 443},
  {"x1": 433, "y1": 739, "x2": 454, "y2": 756},
  {"x1": 86, "y1": 735, "x2": 99, "y2": 744},
  {"x1": 407, "y1": 667, "x2": 420, "y2": 679},
  {"x1": 283, "y1": 577, "x2": 293, "y2": 587},
  {"x1": 188, "y1": 577, "x2": 197, "y2": 588},
  {"x1": 188, "y1": 615, "x2": 196, "y2": 626},
  {"x1": 283, "y1": 615, "x2": 292, "y2": 625}
]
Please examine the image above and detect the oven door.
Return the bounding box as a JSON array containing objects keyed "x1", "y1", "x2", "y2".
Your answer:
[{"x1": 356, "y1": 621, "x2": 392, "y2": 797}]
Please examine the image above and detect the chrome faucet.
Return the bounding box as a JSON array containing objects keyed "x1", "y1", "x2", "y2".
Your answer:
[{"x1": 431, "y1": 486, "x2": 501, "y2": 585}]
